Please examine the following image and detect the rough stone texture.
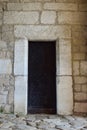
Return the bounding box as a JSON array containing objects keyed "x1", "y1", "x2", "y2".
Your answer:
[
  {"x1": 41, "y1": 11, "x2": 56, "y2": 24},
  {"x1": 14, "y1": 76, "x2": 27, "y2": 114},
  {"x1": 14, "y1": 39, "x2": 28, "y2": 76},
  {"x1": 79, "y1": 4, "x2": 87, "y2": 11},
  {"x1": 58, "y1": 12, "x2": 87, "y2": 25},
  {"x1": 80, "y1": 61, "x2": 87, "y2": 75},
  {"x1": 74, "y1": 76, "x2": 87, "y2": 84},
  {"x1": 75, "y1": 103, "x2": 87, "y2": 113},
  {"x1": 0, "y1": 0, "x2": 87, "y2": 115},
  {"x1": 0, "y1": 59, "x2": 12, "y2": 74},
  {"x1": 73, "y1": 61, "x2": 80, "y2": 75},
  {"x1": 4, "y1": 11, "x2": 39, "y2": 24},
  {"x1": 0, "y1": 114, "x2": 87, "y2": 130},
  {"x1": 58, "y1": 39, "x2": 72, "y2": 75},
  {"x1": 44, "y1": 3, "x2": 78, "y2": 11},
  {"x1": 14, "y1": 25, "x2": 71, "y2": 39},
  {"x1": 0, "y1": 12, "x2": 2, "y2": 25},
  {"x1": 7, "y1": 3, "x2": 42, "y2": 11},
  {"x1": 57, "y1": 76, "x2": 73, "y2": 115}
]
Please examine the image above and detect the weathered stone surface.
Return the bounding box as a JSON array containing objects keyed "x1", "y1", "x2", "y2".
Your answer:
[
  {"x1": 74, "y1": 103, "x2": 87, "y2": 113},
  {"x1": 4, "y1": 11, "x2": 39, "y2": 24},
  {"x1": 56, "y1": 0, "x2": 75, "y2": 2},
  {"x1": 73, "y1": 61, "x2": 80, "y2": 75},
  {"x1": 58, "y1": 39, "x2": 72, "y2": 75},
  {"x1": 75, "y1": 92, "x2": 87, "y2": 101},
  {"x1": 58, "y1": 12, "x2": 87, "y2": 25},
  {"x1": 0, "y1": 59, "x2": 12, "y2": 74},
  {"x1": 0, "y1": 114, "x2": 87, "y2": 130},
  {"x1": 73, "y1": 53, "x2": 85, "y2": 60},
  {"x1": 0, "y1": 12, "x2": 2, "y2": 25},
  {"x1": 41, "y1": 11, "x2": 56, "y2": 24},
  {"x1": 14, "y1": 76, "x2": 27, "y2": 114},
  {"x1": 79, "y1": 4, "x2": 87, "y2": 11},
  {"x1": 14, "y1": 39, "x2": 28, "y2": 76},
  {"x1": 80, "y1": 61, "x2": 87, "y2": 75},
  {"x1": 74, "y1": 76, "x2": 87, "y2": 84},
  {"x1": 44, "y1": 3, "x2": 78, "y2": 11},
  {"x1": 0, "y1": 40, "x2": 7, "y2": 49},
  {"x1": 57, "y1": 76, "x2": 73, "y2": 115},
  {"x1": 2, "y1": 25, "x2": 14, "y2": 42},
  {"x1": 14, "y1": 25, "x2": 71, "y2": 39},
  {"x1": 0, "y1": 92, "x2": 8, "y2": 104},
  {"x1": 7, "y1": 3, "x2": 42, "y2": 11}
]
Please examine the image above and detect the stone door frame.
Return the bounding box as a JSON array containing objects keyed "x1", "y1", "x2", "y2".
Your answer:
[{"x1": 14, "y1": 37, "x2": 73, "y2": 115}]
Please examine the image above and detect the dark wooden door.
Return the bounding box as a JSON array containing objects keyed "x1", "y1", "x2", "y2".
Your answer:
[{"x1": 28, "y1": 41, "x2": 56, "y2": 114}]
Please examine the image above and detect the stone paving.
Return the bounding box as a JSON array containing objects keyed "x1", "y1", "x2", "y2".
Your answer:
[{"x1": 0, "y1": 114, "x2": 87, "y2": 130}]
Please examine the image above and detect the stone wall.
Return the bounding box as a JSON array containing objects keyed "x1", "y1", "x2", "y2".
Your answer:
[{"x1": 0, "y1": 0, "x2": 87, "y2": 114}]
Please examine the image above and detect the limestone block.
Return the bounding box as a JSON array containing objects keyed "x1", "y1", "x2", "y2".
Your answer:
[
  {"x1": 57, "y1": 76, "x2": 73, "y2": 115},
  {"x1": 41, "y1": 11, "x2": 56, "y2": 24},
  {"x1": 79, "y1": 4, "x2": 87, "y2": 11},
  {"x1": 73, "y1": 38, "x2": 86, "y2": 45},
  {"x1": 4, "y1": 104, "x2": 11, "y2": 113},
  {"x1": 78, "y1": 0, "x2": 87, "y2": 3},
  {"x1": 0, "y1": 40, "x2": 7, "y2": 49},
  {"x1": 73, "y1": 53, "x2": 85, "y2": 60},
  {"x1": 14, "y1": 25, "x2": 71, "y2": 39},
  {"x1": 82, "y1": 85, "x2": 87, "y2": 92},
  {"x1": 58, "y1": 39, "x2": 72, "y2": 75},
  {"x1": 14, "y1": 38, "x2": 28, "y2": 76},
  {"x1": 7, "y1": 3, "x2": 42, "y2": 11},
  {"x1": 74, "y1": 76, "x2": 87, "y2": 84},
  {"x1": 14, "y1": 76, "x2": 27, "y2": 114},
  {"x1": 0, "y1": 59, "x2": 12, "y2": 74},
  {"x1": 58, "y1": 12, "x2": 87, "y2": 25},
  {"x1": 80, "y1": 61, "x2": 87, "y2": 75},
  {"x1": 75, "y1": 92, "x2": 87, "y2": 101},
  {"x1": 73, "y1": 61, "x2": 80, "y2": 75},
  {"x1": 2, "y1": 25, "x2": 14, "y2": 42},
  {"x1": 74, "y1": 85, "x2": 81, "y2": 92},
  {"x1": 56, "y1": 0, "x2": 75, "y2": 2},
  {"x1": 44, "y1": 3, "x2": 77, "y2": 11},
  {"x1": 4, "y1": 11, "x2": 39, "y2": 24},
  {"x1": 0, "y1": 94, "x2": 7, "y2": 104},
  {"x1": 74, "y1": 103, "x2": 87, "y2": 113},
  {"x1": 0, "y1": 12, "x2": 2, "y2": 25}
]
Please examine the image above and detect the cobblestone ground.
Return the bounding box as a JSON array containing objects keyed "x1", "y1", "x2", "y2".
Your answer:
[{"x1": 0, "y1": 114, "x2": 87, "y2": 130}]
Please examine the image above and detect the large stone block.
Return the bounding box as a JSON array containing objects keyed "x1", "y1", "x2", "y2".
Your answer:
[
  {"x1": 80, "y1": 61, "x2": 87, "y2": 75},
  {"x1": 75, "y1": 92, "x2": 87, "y2": 101},
  {"x1": 14, "y1": 76, "x2": 27, "y2": 114},
  {"x1": 0, "y1": 59, "x2": 12, "y2": 74},
  {"x1": 79, "y1": 4, "x2": 87, "y2": 11},
  {"x1": 73, "y1": 53, "x2": 85, "y2": 60},
  {"x1": 56, "y1": 0, "x2": 75, "y2": 2},
  {"x1": 74, "y1": 76, "x2": 87, "y2": 84},
  {"x1": 44, "y1": 3, "x2": 77, "y2": 11},
  {"x1": 14, "y1": 38, "x2": 28, "y2": 76},
  {"x1": 57, "y1": 76, "x2": 73, "y2": 115},
  {"x1": 58, "y1": 39, "x2": 72, "y2": 75},
  {"x1": 41, "y1": 11, "x2": 56, "y2": 24},
  {"x1": 14, "y1": 25, "x2": 71, "y2": 39},
  {"x1": 0, "y1": 40, "x2": 7, "y2": 49},
  {"x1": 0, "y1": 12, "x2": 2, "y2": 25},
  {"x1": 4, "y1": 11, "x2": 39, "y2": 24},
  {"x1": 7, "y1": 3, "x2": 42, "y2": 11},
  {"x1": 0, "y1": 94, "x2": 7, "y2": 104},
  {"x1": 58, "y1": 12, "x2": 87, "y2": 25},
  {"x1": 74, "y1": 103, "x2": 87, "y2": 113},
  {"x1": 2, "y1": 25, "x2": 14, "y2": 42},
  {"x1": 73, "y1": 61, "x2": 80, "y2": 75}
]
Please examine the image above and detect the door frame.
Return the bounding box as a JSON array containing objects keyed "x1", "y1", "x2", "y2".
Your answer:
[{"x1": 14, "y1": 37, "x2": 73, "y2": 115}]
